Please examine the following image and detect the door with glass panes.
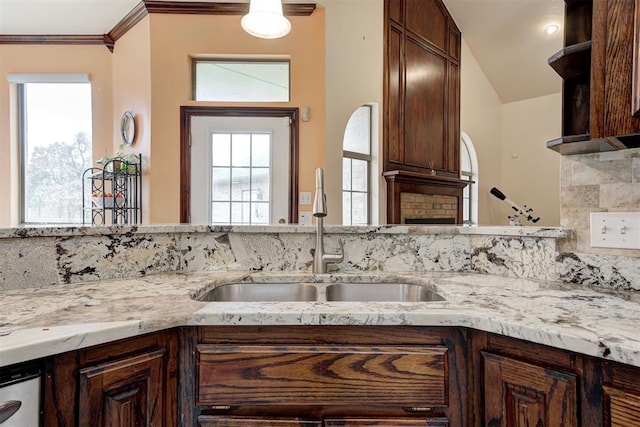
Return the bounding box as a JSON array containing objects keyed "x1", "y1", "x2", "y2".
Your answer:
[{"x1": 190, "y1": 116, "x2": 290, "y2": 225}]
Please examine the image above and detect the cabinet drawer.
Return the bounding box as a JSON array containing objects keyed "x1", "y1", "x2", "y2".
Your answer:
[
  {"x1": 197, "y1": 345, "x2": 448, "y2": 407},
  {"x1": 199, "y1": 415, "x2": 321, "y2": 426},
  {"x1": 324, "y1": 418, "x2": 448, "y2": 426}
]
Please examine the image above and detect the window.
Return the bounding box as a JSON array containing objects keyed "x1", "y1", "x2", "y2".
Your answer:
[
  {"x1": 194, "y1": 60, "x2": 290, "y2": 102},
  {"x1": 210, "y1": 132, "x2": 271, "y2": 224},
  {"x1": 461, "y1": 132, "x2": 478, "y2": 225},
  {"x1": 14, "y1": 77, "x2": 92, "y2": 224},
  {"x1": 343, "y1": 106, "x2": 372, "y2": 225}
]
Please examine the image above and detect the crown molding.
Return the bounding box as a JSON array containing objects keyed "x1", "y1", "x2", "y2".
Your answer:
[
  {"x1": 0, "y1": 34, "x2": 104, "y2": 45},
  {"x1": 107, "y1": 1, "x2": 149, "y2": 50},
  {"x1": 0, "y1": 2, "x2": 317, "y2": 52},
  {"x1": 142, "y1": 1, "x2": 315, "y2": 16}
]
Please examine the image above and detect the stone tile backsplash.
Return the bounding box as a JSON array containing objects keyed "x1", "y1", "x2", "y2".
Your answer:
[
  {"x1": 2, "y1": 224, "x2": 640, "y2": 292},
  {"x1": 560, "y1": 147, "x2": 640, "y2": 257},
  {"x1": 0, "y1": 225, "x2": 567, "y2": 291}
]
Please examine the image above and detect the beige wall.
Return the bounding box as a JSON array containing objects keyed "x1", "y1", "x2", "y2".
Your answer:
[
  {"x1": 147, "y1": 11, "x2": 326, "y2": 223},
  {"x1": 1, "y1": 10, "x2": 564, "y2": 229},
  {"x1": 0, "y1": 44, "x2": 113, "y2": 226},
  {"x1": 460, "y1": 38, "x2": 562, "y2": 226},
  {"x1": 111, "y1": 17, "x2": 152, "y2": 222},
  {"x1": 459, "y1": 39, "x2": 503, "y2": 225},
  {"x1": 324, "y1": 0, "x2": 383, "y2": 225},
  {"x1": 501, "y1": 93, "x2": 561, "y2": 227}
]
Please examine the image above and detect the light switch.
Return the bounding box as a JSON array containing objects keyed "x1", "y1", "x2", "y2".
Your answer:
[
  {"x1": 590, "y1": 212, "x2": 640, "y2": 249},
  {"x1": 299, "y1": 211, "x2": 312, "y2": 225},
  {"x1": 299, "y1": 192, "x2": 312, "y2": 205}
]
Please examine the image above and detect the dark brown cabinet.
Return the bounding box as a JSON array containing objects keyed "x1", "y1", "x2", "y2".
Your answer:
[
  {"x1": 324, "y1": 418, "x2": 448, "y2": 426},
  {"x1": 603, "y1": 360, "x2": 640, "y2": 427},
  {"x1": 197, "y1": 345, "x2": 448, "y2": 408},
  {"x1": 384, "y1": 0, "x2": 460, "y2": 176},
  {"x1": 603, "y1": 387, "x2": 640, "y2": 427},
  {"x1": 182, "y1": 326, "x2": 469, "y2": 427},
  {"x1": 198, "y1": 416, "x2": 321, "y2": 426},
  {"x1": 38, "y1": 325, "x2": 640, "y2": 427},
  {"x1": 78, "y1": 349, "x2": 165, "y2": 426},
  {"x1": 482, "y1": 352, "x2": 578, "y2": 427},
  {"x1": 383, "y1": 0, "x2": 467, "y2": 224},
  {"x1": 43, "y1": 331, "x2": 178, "y2": 427},
  {"x1": 549, "y1": 0, "x2": 640, "y2": 154}
]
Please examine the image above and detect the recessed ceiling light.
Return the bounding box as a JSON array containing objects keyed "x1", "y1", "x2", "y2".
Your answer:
[{"x1": 544, "y1": 24, "x2": 559, "y2": 35}]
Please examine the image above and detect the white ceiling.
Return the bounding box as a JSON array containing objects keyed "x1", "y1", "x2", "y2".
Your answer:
[
  {"x1": 443, "y1": 0, "x2": 564, "y2": 103},
  {"x1": 0, "y1": 0, "x2": 564, "y2": 103}
]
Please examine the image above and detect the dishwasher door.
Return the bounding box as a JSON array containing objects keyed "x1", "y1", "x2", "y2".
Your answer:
[{"x1": 0, "y1": 369, "x2": 40, "y2": 427}]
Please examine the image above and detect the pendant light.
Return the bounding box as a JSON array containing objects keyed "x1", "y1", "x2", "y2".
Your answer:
[{"x1": 241, "y1": 0, "x2": 291, "y2": 39}]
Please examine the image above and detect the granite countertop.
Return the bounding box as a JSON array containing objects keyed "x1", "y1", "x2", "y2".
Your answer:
[{"x1": 1, "y1": 270, "x2": 639, "y2": 368}]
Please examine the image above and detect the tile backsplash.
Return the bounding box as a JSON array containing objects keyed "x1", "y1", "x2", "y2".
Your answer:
[
  {"x1": 560, "y1": 147, "x2": 640, "y2": 256},
  {"x1": 0, "y1": 225, "x2": 565, "y2": 291}
]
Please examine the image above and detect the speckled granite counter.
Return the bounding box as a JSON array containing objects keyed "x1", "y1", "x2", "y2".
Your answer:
[{"x1": 2, "y1": 271, "x2": 639, "y2": 369}]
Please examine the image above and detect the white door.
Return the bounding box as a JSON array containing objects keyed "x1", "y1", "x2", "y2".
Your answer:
[{"x1": 190, "y1": 116, "x2": 290, "y2": 225}]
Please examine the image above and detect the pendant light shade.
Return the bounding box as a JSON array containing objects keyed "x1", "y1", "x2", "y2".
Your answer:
[{"x1": 241, "y1": 0, "x2": 291, "y2": 39}]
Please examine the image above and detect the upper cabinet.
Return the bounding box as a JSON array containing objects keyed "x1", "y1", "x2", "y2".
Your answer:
[
  {"x1": 548, "y1": 0, "x2": 640, "y2": 154},
  {"x1": 384, "y1": 0, "x2": 467, "y2": 224},
  {"x1": 384, "y1": 0, "x2": 460, "y2": 176}
]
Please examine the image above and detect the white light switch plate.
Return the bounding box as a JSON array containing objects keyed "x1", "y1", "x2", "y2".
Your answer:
[
  {"x1": 299, "y1": 211, "x2": 312, "y2": 225},
  {"x1": 590, "y1": 212, "x2": 640, "y2": 249},
  {"x1": 299, "y1": 192, "x2": 312, "y2": 205}
]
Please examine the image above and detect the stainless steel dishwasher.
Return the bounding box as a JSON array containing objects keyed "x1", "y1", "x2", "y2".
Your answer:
[{"x1": 0, "y1": 364, "x2": 40, "y2": 426}]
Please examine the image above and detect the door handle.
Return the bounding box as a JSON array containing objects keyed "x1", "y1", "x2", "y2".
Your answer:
[{"x1": 0, "y1": 400, "x2": 22, "y2": 424}]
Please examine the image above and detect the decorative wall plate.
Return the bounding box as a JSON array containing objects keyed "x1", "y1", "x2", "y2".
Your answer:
[{"x1": 120, "y1": 111, "x2": 136, "y2": 146}]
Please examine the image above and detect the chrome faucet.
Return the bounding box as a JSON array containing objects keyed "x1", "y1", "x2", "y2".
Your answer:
[{"x1": 312, "y1": 168, "x2": 344, "y2": 274}]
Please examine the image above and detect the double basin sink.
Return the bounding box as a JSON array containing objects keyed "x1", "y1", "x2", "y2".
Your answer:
[{"x1": 197, "y1": 282, "x2": 446, "y2": 303}]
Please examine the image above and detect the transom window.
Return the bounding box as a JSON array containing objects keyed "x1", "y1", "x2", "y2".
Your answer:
[
  {"x1": 194, "y1": 60, "x2": 290, "y2": 102},
  {"x1": 343, "y1": 105, "x2": 372, "y2": 225},
  {"x1": 211, "y1": 132, "x2": 271, "y2": 224}
]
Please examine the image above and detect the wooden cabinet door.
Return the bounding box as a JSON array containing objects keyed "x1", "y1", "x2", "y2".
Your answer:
[
  {"x1": 604, "y1": 386, "x2": 640, "y2": 427},
  {"x1": 198, "y1": 416, "x2": 321, "y2": 426},
  {"x1": 78, "y1": 349, "x2": 165, "y2": 427},
  {"x1": 324, "y1": 417, "x2": 448, "y2": 426},
  {"x1": 482, "y1": 351, "x2": 577, "y2": 427}
]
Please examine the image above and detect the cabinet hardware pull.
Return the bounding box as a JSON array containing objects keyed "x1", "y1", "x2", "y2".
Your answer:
[
  {"x1": 0, "y1": 400, "x2": 22, "y2": 424},
  {"x1": 210, "y1": 405, "x2": 233, "y2": 410},
  {"x1": 403, "y1": 406, "x2": 432, "y2": 413}
]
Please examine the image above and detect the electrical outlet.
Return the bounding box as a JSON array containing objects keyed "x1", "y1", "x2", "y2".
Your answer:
[
  {"x1": 590, "y1": 212, "x2": 640, "y2": 249},
  {"x1": 299, "y1": 192, "x2": 312, "y2": 205},
  {"x1": 299, "y1": 211, "x2": 312, "y2": 225}
]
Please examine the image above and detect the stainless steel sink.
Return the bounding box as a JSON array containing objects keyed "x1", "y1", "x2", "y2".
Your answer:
[
  {"x1": 197, "y1": 281, "x2": 445, "y2": 303},
  {"x1": 198, "y1": 282, "x2": 318, "y2": 302},
  {"x1": 325, "y1": 283, "x2": 445, "y2": 302}
]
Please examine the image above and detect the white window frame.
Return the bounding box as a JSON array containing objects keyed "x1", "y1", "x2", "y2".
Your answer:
[
  {"x1": 193, "y1": 59, "x2": 291, "y2": 103},
  {"x1": 342, "y1": 105, "x2": 372, "y2": 226},
  {"x1": 8, "y1": 74, "x2": 92, "y2": 225},
  {"x1": 461, "y1": 131, "x2": 479, "y2": 225},
  {"x1": 210, "y1": 131, "x2": 271, "y2": 225}
]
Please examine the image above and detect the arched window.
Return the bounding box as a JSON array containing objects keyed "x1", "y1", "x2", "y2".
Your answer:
[
  {"x1": 342, "y1": 105, "x2": 372, "y2": 225},
  {"x1": 461, "y1": 131, "x2": 479, "y2": 225}
]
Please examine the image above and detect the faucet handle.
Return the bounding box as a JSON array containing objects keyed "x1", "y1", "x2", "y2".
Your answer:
[{"x1": 328, "y1": 239, "x2": 345, "y2": 264}]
